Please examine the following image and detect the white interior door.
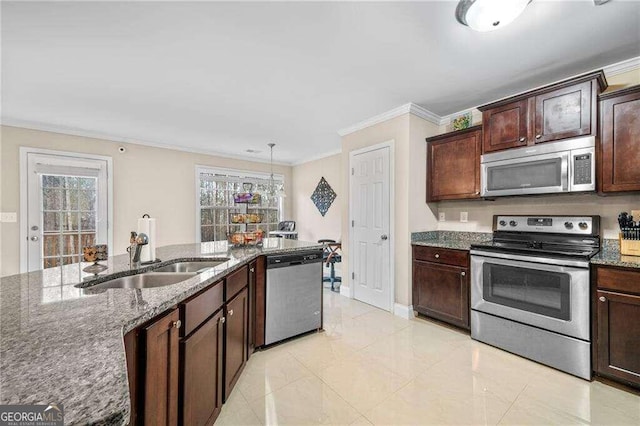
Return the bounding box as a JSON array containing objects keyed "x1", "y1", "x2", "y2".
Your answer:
[
  {"x1": 24, "y1": 151, "x2": 110, "y2": 272},
  {"x1": 350, "y1": 145, "x2": 391, "y2": 311}
]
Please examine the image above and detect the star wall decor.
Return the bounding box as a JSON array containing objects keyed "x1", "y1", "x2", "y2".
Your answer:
[{"x1": 310, "y1": 177, "x2": 336, "y2": 217}]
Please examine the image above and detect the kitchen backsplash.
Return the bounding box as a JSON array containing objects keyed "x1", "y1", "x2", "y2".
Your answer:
[{"x1": 434, "y1": 192, "x2": 640, "y2": 239}]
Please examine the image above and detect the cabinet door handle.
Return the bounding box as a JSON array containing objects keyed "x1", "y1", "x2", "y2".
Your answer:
[
  {"x1": 220, "y1": 317, "x2": 226, "y2": 324},
  {"x1": 461, "y1": 271, "x2": 466, "y2": 277},
  {"x1": 599, "y1": 296, "x2": 606, "y2": 302},
  {"x1": 229, "y1": 309, "x2": 234, "y2": 316},
  {"x1": 519, "y1": 137, "x2": 526, "y2": 142},
  {"x1": 172, "y1": 320, "x2": 182, "y2": 329},
  {"x1": 250, "y1": 268, "x2": 255, "y2": 273},
  {"x1": 434, "y1": 254, "x2": 440, "y2": 259},
  {"x1": 536, "y1": 134, "x2": 542, "y2": 139}
]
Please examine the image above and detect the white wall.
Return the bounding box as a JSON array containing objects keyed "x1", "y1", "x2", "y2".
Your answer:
[
  {"x1": 291, "y1": 154, "x2": 342, "y2": 243},
  {"x1": 0, "y1": 125, "x2": 293, "y2": 277}
]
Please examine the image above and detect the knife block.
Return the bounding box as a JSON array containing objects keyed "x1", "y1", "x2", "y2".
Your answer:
[{"x1": 619, "y1": 233, "x2": 640, "y2": 257}]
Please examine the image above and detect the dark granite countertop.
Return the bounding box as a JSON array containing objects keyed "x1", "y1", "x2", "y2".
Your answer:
[
  {"x1": 412, "y1": 233, "x2": 640, "y2": 270},
  {"x1": 590, "y1": 240, "x2": 640, "y2": 269},
  {"x1": 0, "y1": 239, "x2": 322, "y2": 425},
  {"x1": 411, "y1": 231, "x2": 492, "y2": 251}
]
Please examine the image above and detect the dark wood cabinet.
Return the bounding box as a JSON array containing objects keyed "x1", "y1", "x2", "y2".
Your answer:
[
  {"x1": 594, "y1": 266, "x2": 640, "y2": 388},
  {"x1": 426, "y1": 126, "x2": 482, "y2": 202},
  {"x1": 599, "y1": 85, "x2": 640, "y2": 193},
  {"x1": 479, "y1": 71, "x2": 606, "y2": 153},
  {"x1": 224, "y1": 287, "x2": 248, "y2": 400},
  {"x1": 412, "y1": 246, "x2": 470, "y2": 330},
  {"x1": 534, "y1": 81, "x2": 594, "y2": 144},
  {"x1": 143, "y1": 308, "x2": 180, "y2": 426},
  {"x1": 181, "y1": 310, "x2": 224, "y2": 426},
  {"x1": 125, "y1": 258, "x2": 265, "y2": 425},
  {"x1": 482, "y1": 100, "x2": 528, "y2": 153}
]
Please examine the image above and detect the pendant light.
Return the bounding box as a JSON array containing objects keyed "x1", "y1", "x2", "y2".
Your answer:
[
  {"x1": 456, "y1": 0, "x2": 531, "y2": 32},
  {"x1": 267, "y1": 143, "x2": 286, "y2": 198}
]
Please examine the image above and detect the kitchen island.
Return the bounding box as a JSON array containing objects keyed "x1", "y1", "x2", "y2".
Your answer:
[{"x1": 0, "y1": 238, "x2": 322, "y2": 425}]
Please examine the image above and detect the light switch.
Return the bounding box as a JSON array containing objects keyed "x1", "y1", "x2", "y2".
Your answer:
[
  {"x1": 0, "y1": 212, "x2": 17, "y2": 223},
  {"x1": 438, "y1": 212, "x2": 446, "y2": 222},
  {"x1": 460, "y1": 212, "x2": 468, "y2": 223}
]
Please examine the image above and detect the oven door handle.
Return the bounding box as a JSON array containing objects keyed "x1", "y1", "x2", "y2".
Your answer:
[{"x1": 470, "y1": 250, "x2": 589, "y2": 269}]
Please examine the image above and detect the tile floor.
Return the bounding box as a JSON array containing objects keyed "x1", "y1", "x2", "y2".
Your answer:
[{"x1": 216, "y1": 289, "x2": 640, "y2": 425}]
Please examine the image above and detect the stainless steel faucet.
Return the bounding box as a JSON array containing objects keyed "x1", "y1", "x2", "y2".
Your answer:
[{"x1": 128, "y1": 231, "x2": 149, "y2": 269}]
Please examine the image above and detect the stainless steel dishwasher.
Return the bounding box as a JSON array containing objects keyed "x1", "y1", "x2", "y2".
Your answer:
[{"x1": 265, "y1": 249, "x2": 323, "y2": 345}]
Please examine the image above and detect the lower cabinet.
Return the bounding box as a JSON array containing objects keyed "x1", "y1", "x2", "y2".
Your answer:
[
  {"x1": 143, "y1": 309, "x2": 180, "y2": 426},
  {"x1": 181, "y1": 310, "x2": 224, "y2": 426},
  {"x1": 125, "y1": 259, "x2": 263, "y2": 425},
  {"x1": 594, "y1": 266, "x2": 640, "y2": 388},
  {"x1": 225, "y1": 287, "x2": 248, "y2": 400},
  {"x1": 412, "y1": 246, "x2": 470, "y2": 330}
]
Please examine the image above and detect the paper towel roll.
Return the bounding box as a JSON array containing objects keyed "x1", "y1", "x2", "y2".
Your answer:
[{"x1": 137, "y1": 216, "x2": 157, "y2": 263}]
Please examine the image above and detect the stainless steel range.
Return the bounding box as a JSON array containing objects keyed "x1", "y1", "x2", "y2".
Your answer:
[{"x1": 470, "y1": 215, "x2": 600, "y2": 380}]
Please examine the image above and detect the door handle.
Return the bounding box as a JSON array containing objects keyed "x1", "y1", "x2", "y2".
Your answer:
[
  {"x1": 381, "y1": 234, "x2": 388, "y2": 241},
  {"x1": 172, "y1": 320, "x2": 182, "y2": 329},
  {"x1": 599, "y1": 296, "x2": 606, "y2": 302},
  {"x1": 30, "y1": 236, "x2": 39, "y2": 242},
  {"x1": 229, "y1": 309, "x2": 234, "y2": 316}
]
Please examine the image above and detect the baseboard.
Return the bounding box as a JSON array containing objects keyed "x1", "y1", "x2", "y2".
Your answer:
[
  {"x1": 339, "y1": 285, "x2": 350, "y2": 298},
  {"x1": 393, "y1": 303, "x2": 415, "y2": 320}
]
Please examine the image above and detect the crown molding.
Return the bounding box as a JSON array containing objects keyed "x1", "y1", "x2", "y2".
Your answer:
[
  {"x1": 407, "y1": 104, "x2": 442, "y2": 126},
  {"x1": 1, "y1": 117, "x2": 292, "y2": 166},
  {"x1": 337, "y1": 102, "x2": 441, "y2": 137},
  {"x1": 603, "y1": 56, "x2": 640, "y2": 77}
]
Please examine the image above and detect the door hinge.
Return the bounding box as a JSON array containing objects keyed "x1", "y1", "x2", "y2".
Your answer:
[
  {"x1": 351, "y1": 168, "x2": 354, "y2": 175},
  {"x1": 351, "y1": 220, "x2": 354, "y2": 227},
  {"x1": 352, "y1": 272, "x2": 355, "y2": 280}
]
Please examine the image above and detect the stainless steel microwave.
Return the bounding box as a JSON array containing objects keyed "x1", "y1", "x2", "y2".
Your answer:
[{"x1": 481, "y1": 136, "x2": 595, "y2": 197}]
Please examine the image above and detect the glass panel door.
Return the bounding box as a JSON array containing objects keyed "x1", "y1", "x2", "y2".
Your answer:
[{"x1": 26, "y1": 152, "x2": 109, "y2": 272}]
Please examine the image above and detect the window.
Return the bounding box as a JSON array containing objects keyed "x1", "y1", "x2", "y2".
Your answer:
[{"x1": 196, "y1": 167, "x2": 284, "y2": 242}]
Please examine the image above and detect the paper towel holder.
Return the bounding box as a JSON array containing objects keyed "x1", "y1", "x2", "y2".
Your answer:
[{"x1": 139, "y1": 214, "x2": 161, "y2": 265}]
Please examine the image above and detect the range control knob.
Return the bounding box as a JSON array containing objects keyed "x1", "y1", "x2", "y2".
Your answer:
[
  {"x1": 564, "y1": 222, "x2": 574, "y2": 229},
  {"x1": 509, "y1": 220, "x2": 518, "y2": 227},
  {"x1": 499, "y1": 220, "x2": 507, "y2": 227},
  {"x1": 578, "y1": 222, "x2": 588, "y2": 230}
]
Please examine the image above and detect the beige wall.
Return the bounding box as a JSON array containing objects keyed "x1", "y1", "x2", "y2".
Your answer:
[
  {"x1": 291, "y1": 154, "x2": 342, "y2": 243},
  {"x1": 0, "y1": 126, "x2": 292, "y2": 277}
]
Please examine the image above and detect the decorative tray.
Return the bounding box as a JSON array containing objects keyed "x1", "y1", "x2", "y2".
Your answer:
[
  {"x1": 228, "y1": 230, "x2": 264, "y2": 246},
  {"x1": 230, "y1": 213, "x2": 263, "y2": 224},
  {"x1": 233, "y1": 192, "x2": 261, "y2": 204}
]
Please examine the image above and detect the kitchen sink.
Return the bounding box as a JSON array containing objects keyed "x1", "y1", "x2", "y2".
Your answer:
[
  {"x1": 151, "y1": 260, "x2": 228, "y2": 273},
  {"x1": 83, "y1": 272, "x2": 196, "y2": 290}
]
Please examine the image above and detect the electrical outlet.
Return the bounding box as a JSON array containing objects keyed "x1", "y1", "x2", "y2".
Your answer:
[
  {"x1": 0, "y1": 212, "x2": 17, "y2": 223},
  {"x1": 438, "y1": 212, "x2": 446, "y2": 222},
  {"x1": 460, "y1": 212, "x2": 468, "y2": 223}
]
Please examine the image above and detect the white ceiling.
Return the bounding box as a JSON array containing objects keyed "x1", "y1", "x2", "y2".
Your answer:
[{"x1": 2, "y1": 1, "x2": 639, "y2": 164}]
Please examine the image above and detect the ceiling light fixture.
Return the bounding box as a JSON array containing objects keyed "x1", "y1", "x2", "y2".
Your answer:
[{"x1": 456, "y1": 0, "x2": 531, "y2": 32}]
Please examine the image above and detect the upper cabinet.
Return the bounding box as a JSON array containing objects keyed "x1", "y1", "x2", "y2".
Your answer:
[
  {"x1": 599, "y1": 85, "x2": 640, "y2": 193},
  {"x1": 479, "y1": 71, "x2": 607, "y2": 154},
  {"x1": 426, "y1": 125, "x2": 482, "y2": 202},
  {"x1": 482, "y1": 100, "x2": 528, "y2": 153}
]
